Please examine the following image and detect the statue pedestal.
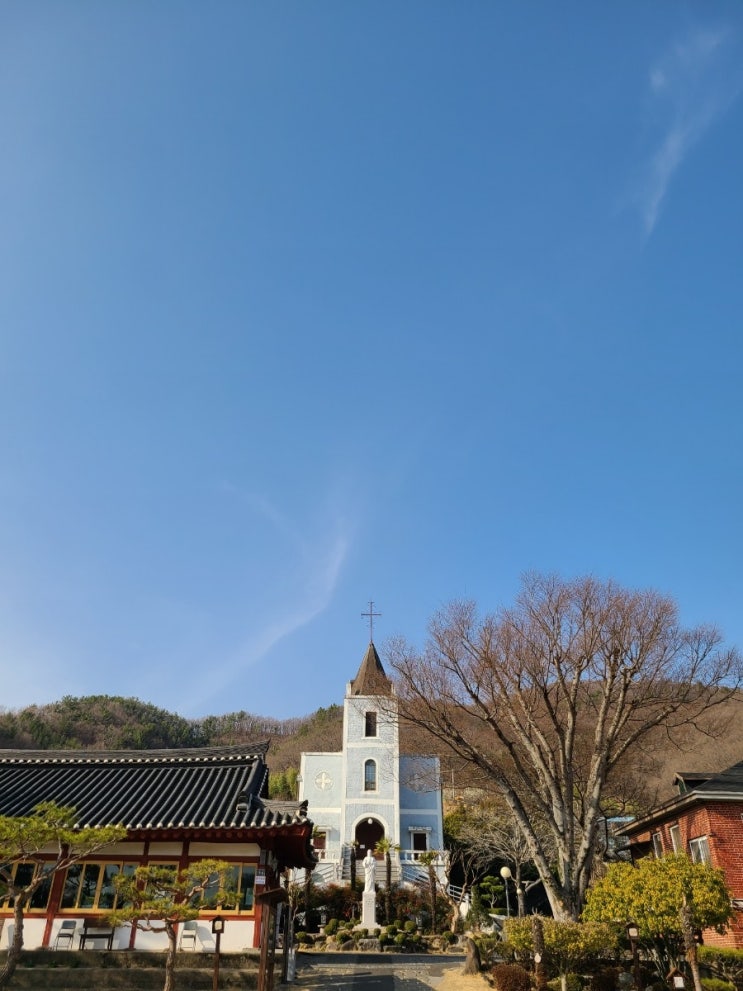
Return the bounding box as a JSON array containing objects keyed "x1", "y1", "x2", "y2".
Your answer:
[{"x1": 361, "y1": 891, "x2": 377, "y2": 929}]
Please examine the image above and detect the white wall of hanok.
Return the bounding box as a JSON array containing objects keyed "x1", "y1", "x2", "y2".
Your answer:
[{"x1": 5, "y1": 838, "x2": 262, "y2": 952}]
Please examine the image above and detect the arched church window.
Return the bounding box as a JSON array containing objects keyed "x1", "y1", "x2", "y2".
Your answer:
[
  {"x1": 365, "y1": 711, "x2": 377, "y2": 737},
  {"x1": 364, "y1": 759, "x2": 377, "y2": 792}
]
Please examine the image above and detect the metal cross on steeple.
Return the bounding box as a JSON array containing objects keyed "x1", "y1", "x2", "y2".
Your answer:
[{"x1": 361, "y1": 600, "x2": 381, "y2": 642}]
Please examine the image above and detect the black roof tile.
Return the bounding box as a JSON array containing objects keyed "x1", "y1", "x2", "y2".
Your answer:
[{"x1": 0, "y1": 743, "x2": 309, "y2": 832}]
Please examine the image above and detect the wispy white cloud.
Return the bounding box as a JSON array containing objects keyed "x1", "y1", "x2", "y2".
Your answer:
[
  {"x1": 635, "y1": 25, "x2": 742, "y2": 235},
  {"x1": 177, "y1": 487, "x2": 354, "y2": 712},
  {"x1": 238, "y1": 531, "x2": 347, "y2": 655}
]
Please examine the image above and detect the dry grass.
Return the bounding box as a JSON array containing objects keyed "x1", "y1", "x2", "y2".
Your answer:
[{"x1": 429, "y1": 968, "x2": 492, "y2": 991}]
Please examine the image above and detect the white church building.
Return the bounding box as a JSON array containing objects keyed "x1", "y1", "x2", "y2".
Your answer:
[{"x1": 298, "y1": 640, "x2": 445, "y2": 887}]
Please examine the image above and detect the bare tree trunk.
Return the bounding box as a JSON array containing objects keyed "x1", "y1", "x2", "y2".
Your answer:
[
  {"x1": 516, "y1": 866, "x2": 525, "y2": 917},
  {"x1": 532, "y1": 915, "x2": 547, "y2": 991},
  {"x1": 681, "y1": 900, "x2": 703, "y2": 991},
  {"x1": 163, "y1": 924, "x2": 177, "y2": 991},
  {"x1": 304, "y1": 872, "x2": 312, "y2": 927},
  {"x1": 384, "y1": 851, "x2": 392, "y2": 925},
  {"x1": 0, "y1": 894, "x2": 26, "y2": 990},
  {"x1": 350, "y1": 847, "x2": 357, "y2": 890},
  {"x1": 428, "y1": 863, "x2": 437, "y2": 932},
  {"x1": 464, "y1": 937, "x2": 481, "y2": 975}
]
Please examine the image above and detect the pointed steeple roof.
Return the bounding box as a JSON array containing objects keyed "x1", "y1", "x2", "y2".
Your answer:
[{"x1": 349, "y1": 641, "x2": 392, "y2": 696}]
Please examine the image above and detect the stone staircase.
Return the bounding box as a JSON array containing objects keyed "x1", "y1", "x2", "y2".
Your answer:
[{"x1": 338, "y1": 847, "x2": 401, "y2": 887}]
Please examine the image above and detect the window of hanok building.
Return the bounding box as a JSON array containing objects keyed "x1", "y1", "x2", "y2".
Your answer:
[
  {"x1": 1, "y1": 863, "x2": 53, "y2": 910},
  {"x1": 61, "y1": 862, "x2": 139, "y2": 911},
  {"x1": 689, "y1": 836, "x2": 711, "y2": 864},
  {"x1": 200, "y1": 864, "x2": 256, "y2": 913}
]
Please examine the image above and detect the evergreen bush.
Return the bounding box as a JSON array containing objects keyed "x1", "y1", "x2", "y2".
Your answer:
[
  {"x1": 700, "y1": 980, "x2": 735, "y2": 991},
  {"x1": 699, "y1": 947, "x2": 743, "y2": 989},
  {"x1": 547, "y1": 975, "x2": 583, "y2": 991},
  {"x1": 588, "y1": 967, "x2": 619, "y2": 991}
]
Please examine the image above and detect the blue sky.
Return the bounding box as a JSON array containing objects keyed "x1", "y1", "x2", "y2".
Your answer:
[{"x1": 1, "y1": 3, "x2": 742, "y2": 720}]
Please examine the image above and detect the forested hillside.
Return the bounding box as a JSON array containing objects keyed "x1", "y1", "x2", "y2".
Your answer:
[
  {"x1": 2, "y1": 692, "x2": 743, "y2": 809},
  {"x1": 0, "y1": 695, "x2": 343, "y2": 772}
]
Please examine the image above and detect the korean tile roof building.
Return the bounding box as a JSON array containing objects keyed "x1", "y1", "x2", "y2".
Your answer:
[{"x1": 0, "y1": 742, "x2": 316, "y2": 960}]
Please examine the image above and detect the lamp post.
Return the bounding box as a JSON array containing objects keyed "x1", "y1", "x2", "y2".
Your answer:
[
  {"x1": 500, "y1": 866, "x2": 512, "y2": 918},
  {"x1": 627, "y1": 923, "x2": 642, "y2": 991},
  {"x1": 212, "y1": 916, "x2": 225, "y2": 991}
]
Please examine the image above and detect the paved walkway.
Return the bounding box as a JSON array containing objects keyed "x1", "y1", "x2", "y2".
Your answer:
[{"x1": 293, "y1": 952, "x2": 466, "y2": 991}]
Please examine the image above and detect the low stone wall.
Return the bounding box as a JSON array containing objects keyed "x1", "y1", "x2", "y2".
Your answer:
[{"x1": 0, "y1": 950, "x2": 261, "y2": 991}]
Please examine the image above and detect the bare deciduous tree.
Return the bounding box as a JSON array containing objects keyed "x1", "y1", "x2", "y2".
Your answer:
[
  {"x1": 387, "y1": 573, "x2": 742, "y2": 920},
  {"x1": 453, "y1": 800, "x2": 548, "y2": 916}
]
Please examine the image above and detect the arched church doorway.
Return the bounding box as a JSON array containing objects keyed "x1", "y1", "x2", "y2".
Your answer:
[{"x1": 355, "y1": 817, "x2": 384, "y2": 858}]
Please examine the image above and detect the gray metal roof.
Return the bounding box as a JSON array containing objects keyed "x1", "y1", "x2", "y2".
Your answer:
[
  {"x1": 0, "y1": 742, "x2": 307, "y2": 832},
  {"x1": 618, "y1": 757, "x2": 743, "y2": 838},
  {"x1": 675, "y1": 761, "x2": 743, "y2": 794}
]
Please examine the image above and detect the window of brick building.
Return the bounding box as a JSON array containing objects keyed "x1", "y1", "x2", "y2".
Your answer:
[
  {"x1": 669, "y1": 824, "x2": 681, "y2": 853},
  {"x1": 689, "y1": 836, "x2": 711, "y2": 864}
]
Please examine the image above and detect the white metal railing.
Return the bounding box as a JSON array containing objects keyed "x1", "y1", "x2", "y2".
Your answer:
[
  {"x1": 313, "y1": 847, "x2": 446, "y2": 865},
  {"x1": 398, "y1": 850, "x2": 446, "y2": 864}
]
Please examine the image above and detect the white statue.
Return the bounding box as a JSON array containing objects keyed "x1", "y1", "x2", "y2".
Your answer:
[{"x1": 363, "y1": 851, "x2": 376, "y2": 893}]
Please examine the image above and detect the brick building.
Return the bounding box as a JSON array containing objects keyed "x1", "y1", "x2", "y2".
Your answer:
[{"x1": 619, "y1": 759, "x2": 743, "y2": 948}]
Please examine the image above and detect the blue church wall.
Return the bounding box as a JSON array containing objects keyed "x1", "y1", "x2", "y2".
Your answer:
[{"x1": 298, "y1": 641, "x2": 444, "y2": 872}]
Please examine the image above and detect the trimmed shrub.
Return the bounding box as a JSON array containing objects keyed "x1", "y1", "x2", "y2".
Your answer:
[
  {"x1": 492, "y1": 963, "x2": 532, "y2": 991},
  {"x1": 324, "y1": 918, "x2": 339, "y2": 936},
  {"x1": 473, "y1": 934, "x2": 499, "y2": 967},
  {"x1": 699, "y1": 948, "x2": 743, "y2": 990},
  {"x1": 588, "y1": 967, "x2": 619, "y2": 991},
  {"x1": 547, "y1": 976, "x2": 583, "y2": 991},
  {"x1": 701, "y1": 980, "x2": 735, "y2": 991}
]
